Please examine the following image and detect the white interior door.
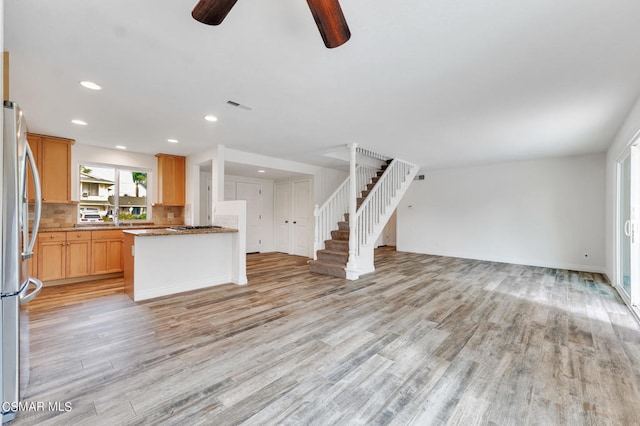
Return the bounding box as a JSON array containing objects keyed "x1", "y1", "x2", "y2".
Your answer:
[
  {"x1": 236, "y1": 182, "x2": 261, "y2": 253},
  {"x1": 199, "y1": 172, "x2": 212, "y2": 225},
  {"x1": 275, "y1": 182, "x2": 290, "y2": 253},
  {"x1": 292, "y1": 180, "x2": 311, "y2": 257}
]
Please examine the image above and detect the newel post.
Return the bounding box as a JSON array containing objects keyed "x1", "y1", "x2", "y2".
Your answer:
[{"x1": 346, "y1": 143, "x2": 358, "y2": 275}]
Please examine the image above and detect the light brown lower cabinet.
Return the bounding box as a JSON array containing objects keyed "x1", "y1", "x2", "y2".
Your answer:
[
  {"x1": 36, "y1": 230, "x2": 123, "y2": 281},
  {"x1": 66, "y1": 231, "x2": 92, "y2": 278},
  {"x1": 91, "y1": 230, "x2": 124, "y2": 275},
  {"x1": 38, "y1": 232, "x2": 67, "y2": 281}
]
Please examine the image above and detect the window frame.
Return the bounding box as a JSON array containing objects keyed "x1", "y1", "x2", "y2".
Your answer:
[{"x1": 78, "y1": 163, "x2": 151, "y2": 224}]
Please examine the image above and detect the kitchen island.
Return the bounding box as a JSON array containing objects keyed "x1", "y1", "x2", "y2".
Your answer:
[{"x1": 123, "y1": 226, "x2": 247, "y2": 301}]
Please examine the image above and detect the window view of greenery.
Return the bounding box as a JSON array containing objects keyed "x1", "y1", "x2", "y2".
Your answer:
[{"x1": 79, "y1": 165, "x2": 148, "y2": 223}]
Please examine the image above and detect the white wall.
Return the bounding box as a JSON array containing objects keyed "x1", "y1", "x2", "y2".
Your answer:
[
  {"x1": 605, "y1": 95, "x2": 640, "y2": 283},
  {"x1": 213, "y1": 200, "x2": 247, "y2": 285},
  {"x1": 185, "y1": 146, "x2": 219, "y2": 225},
  {"x1": 314, "y1": 167, "x2": 349, "y2": 206},
  {"x1": 225, "y1": 148, "x2": 347, "y2": 205},
  {"x1": 222, "y1": 148, "x2": 348, "y2": 258},
  {"x1": 397, "y1": 153, "x2": 606, "y2": 273},
  {"x1": 186, "y1": 146, "x2": 348, "y2": 230}
]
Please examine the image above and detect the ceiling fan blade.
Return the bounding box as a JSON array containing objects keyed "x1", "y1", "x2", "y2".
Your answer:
[
  {"x1": 306, "y1": 0, "x2": 351, "y2": 49},
  {"x1": 192, "y1": 0, "x2": 239, "y2": 26}
]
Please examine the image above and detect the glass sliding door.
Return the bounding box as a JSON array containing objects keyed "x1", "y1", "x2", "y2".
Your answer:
[
  {"x1": 617, "y1": 145, "x2": 640, "y2": 307},
  {"x1": 619, "y1": 153, "x2": 632, "y2": 297}
]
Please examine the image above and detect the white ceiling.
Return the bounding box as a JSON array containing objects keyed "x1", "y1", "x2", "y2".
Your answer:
[
  {"x1": 5, "y1": 0, "x2": 640, "y2": 170},
  {"x1": 225, "y1": 161, "x2": 310, "y2": 181}
]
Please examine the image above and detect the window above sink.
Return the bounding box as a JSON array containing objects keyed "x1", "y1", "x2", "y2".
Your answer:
[{"x1": 79, "y1": 164, "x2": 149, "y2": 224}]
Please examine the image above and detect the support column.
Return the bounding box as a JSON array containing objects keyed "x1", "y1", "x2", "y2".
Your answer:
[{"x1": 345, "y1": 143, "x2": 358, "y2": 278}]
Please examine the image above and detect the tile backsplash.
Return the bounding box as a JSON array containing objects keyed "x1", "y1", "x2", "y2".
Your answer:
[
  {"x1": 32, "y1": 203, "x2": 77, "y2": 229},
  {"x1": 213, "y1": 214, "x2": 238, "y2": 229},
  {"x1": 31, "y1": 203, "x2": 184, "y2": 228},
  {"x1": 153, "y1": 205, "x2": 184, "y2": 225}
]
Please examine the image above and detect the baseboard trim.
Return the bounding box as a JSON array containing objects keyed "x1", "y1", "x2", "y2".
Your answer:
[
  {"x1": 42, "y1": 272, "x2": 123, "y2": 287},
  {"x1": 134, "y1": 275, "x2": 233, "y2": 301},
  {"x1": 396, "y1": 248, "x2": 607, "y2": 275}
]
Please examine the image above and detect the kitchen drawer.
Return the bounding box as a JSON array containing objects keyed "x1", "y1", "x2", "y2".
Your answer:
[
  {"x1": 91, "y1": 229, "x2": 124, "y2": 240},
  {"x1": 66, "y1": 231, "x2": 91, "y2": 241},
  {"x1": 39, "y1": 232, "x2": 66, "y2": 242}
]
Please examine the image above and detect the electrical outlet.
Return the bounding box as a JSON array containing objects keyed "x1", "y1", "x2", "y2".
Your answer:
[{"x1": 168, "y1": 212, "x2": 174, "y2": 219}]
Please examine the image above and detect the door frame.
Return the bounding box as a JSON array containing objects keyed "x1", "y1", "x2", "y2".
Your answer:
[
  {"x1": 275, "y1": 181, "x2": 291, "y2": 254},
  {"x1": 274, "y1": 177, "x2": 313, "y2": 258},
  {"x1": 225, "y1": 176, "x2": 267, "y2": 253},
  {"x1": 291, "y1": 178, "x2": 312, "y2": 257}
]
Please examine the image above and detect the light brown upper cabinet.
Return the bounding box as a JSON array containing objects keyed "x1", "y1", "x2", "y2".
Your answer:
[
  {"x1": 26, "y1": 133, "x2": 74, "y2": 203},
  {"x1": 156, "y1": 154, "x2": 185, "y2": 206}
]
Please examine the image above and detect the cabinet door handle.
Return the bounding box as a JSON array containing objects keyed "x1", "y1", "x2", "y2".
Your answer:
[
  {"x1": 293, "y1": 221, "x2": 297, "y2": 224},
  {"x1": 285, "y1": 220, "x2": 288, "y2": 223}
]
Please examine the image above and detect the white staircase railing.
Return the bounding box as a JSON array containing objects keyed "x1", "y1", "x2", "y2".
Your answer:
[
  {"x1": 356, "y1": 146, "x2": 391, "y2": 162},
  {"x1": 313, "y1": 165, "x2": 378, "y2": 255},
  {"x1": 356, "y1": 159, "x2": 418, "y2": 256},
  {"x1": 312, "y1": 144, "x2": 418, "y2": 280}
]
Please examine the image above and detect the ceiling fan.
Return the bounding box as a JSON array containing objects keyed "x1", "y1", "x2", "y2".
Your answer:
[{"x1": 191, "y1": 0, "x2": 351, "y2": 49}]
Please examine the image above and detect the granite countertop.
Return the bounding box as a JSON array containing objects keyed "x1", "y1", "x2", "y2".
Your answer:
[
  {"x1": 39, "y1": 224, "x2": 179, "y2": 233},
  {"x1": 123, "y1": 227, "x2": 238, "y2": 237}
]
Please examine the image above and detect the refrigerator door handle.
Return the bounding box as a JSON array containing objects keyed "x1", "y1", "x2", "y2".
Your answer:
[
  {"x1": 22, "y1": 142, "x2": 41, "y2": 259},
  {"x1": 19, "y1": 277, "x2": 43, "y2": 305}
]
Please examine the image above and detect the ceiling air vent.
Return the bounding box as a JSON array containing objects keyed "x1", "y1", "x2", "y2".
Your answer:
[{"x1": 226, "y1": 100, "x2": 252, "y2": 111}]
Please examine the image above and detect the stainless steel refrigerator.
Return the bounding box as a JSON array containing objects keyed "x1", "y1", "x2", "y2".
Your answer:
[{"x1": 1, "y1": 101, "x2": 43, "y2": 423}]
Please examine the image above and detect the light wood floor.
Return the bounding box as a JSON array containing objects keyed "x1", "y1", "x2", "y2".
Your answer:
[{"x1": 14, "y1": 248, "x2": 640, "y2": 425}]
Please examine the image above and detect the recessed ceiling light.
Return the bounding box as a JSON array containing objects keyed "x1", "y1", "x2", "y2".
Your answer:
[
  {"x1": 204, "y1": 115, "x2": 218, "y2": 122},
  {"x1": 167, "y1": 139, "x2": 179, "y2": 143},
  {"x1": 258, "y1": 170, "x2": 266, "y2": 173},
  {"x1": 80, "y1": 81, "x2": 102, "y2": 90},
  {"x1": 71, "y1": 119, "x2": 88, "y2": 126},
  {"x1": 115, "y1": 145, "x2": 127, "y2": 150}
]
